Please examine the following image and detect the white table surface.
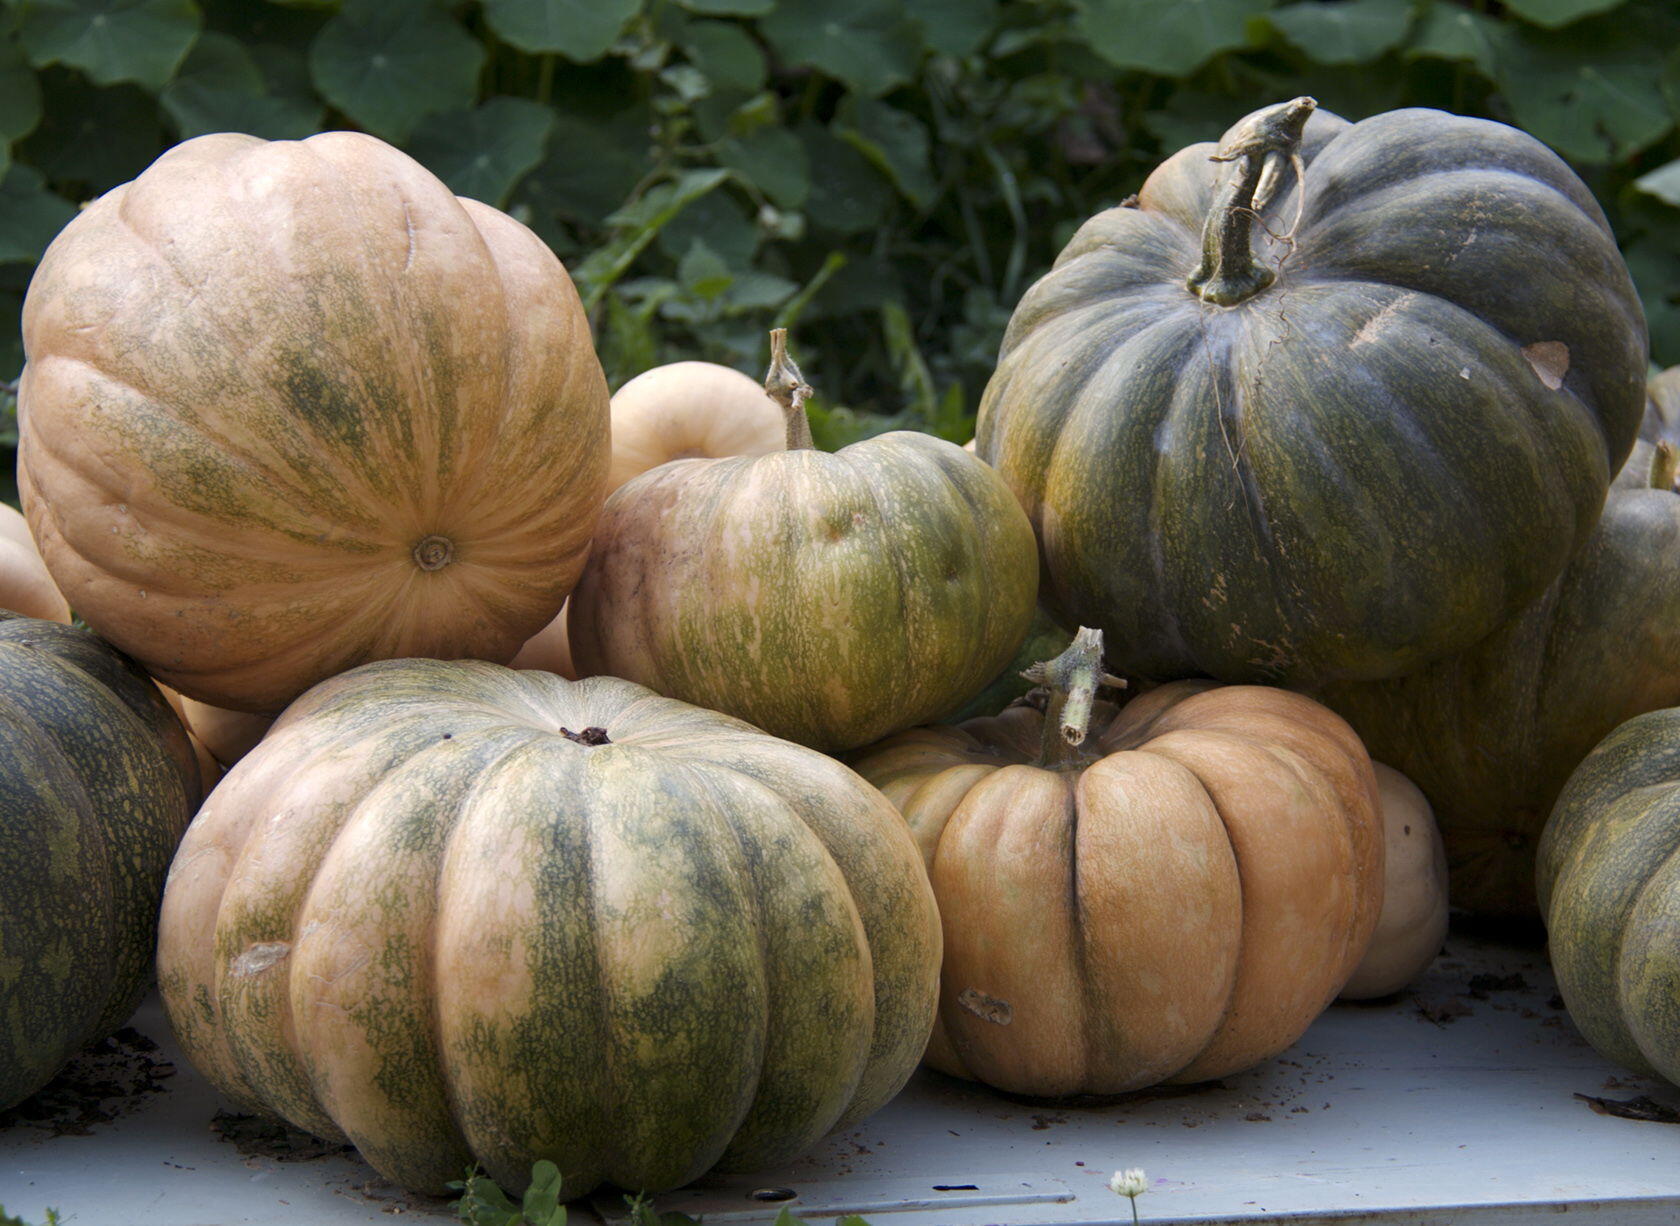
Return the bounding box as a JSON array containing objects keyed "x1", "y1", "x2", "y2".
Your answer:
[{"x1": 4, "y1": 933, "x2": 1679, "y2": 1226}]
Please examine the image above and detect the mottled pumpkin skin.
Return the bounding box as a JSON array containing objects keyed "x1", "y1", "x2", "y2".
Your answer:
[
  {"x1": 849, "y1": 682, "x2": 1382, "y2": 1097},
  {"x1": 18, "y1": 131, "x2": 609, "y2": 714},
  {"x1": 1537, "y1": 709, "x2": 1680, "y2": 1083},
  {"x1": 1319, "y1": 392, "x2": 1680, "y2": 919},
  {"x1": 0, "y1": 614, "x2": 199, "y2": 1110},
  {"x1": 568, "y1": 432, "x2": 1039, "y2": 753},
  {"x1": 1614, "y1": 366, "x2": 1680, "y2": 491},
  {"x1": 978, "y1": 105, "x2": 1646, "y2": 686},
  {"x1": 157, "y1": 661, "x2": 939, "y2": 1197}
]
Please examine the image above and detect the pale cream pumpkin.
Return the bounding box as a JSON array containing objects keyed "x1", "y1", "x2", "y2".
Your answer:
[
  {"x1": 18, "y1": 131, "x2": 608, "y2": 713},
  {"x1": 1337, "y1": 763, "x2": 1448, "y2": 1000},
  {"x1": 0, "y1": 502, "x2": 69, "y2": 623},
  {"x1": 849, "y1": 630, "x2": 1384, "y2": 1096},
  {"x1": 607, "y1": 361, "x2": 784, "y2": 494}
]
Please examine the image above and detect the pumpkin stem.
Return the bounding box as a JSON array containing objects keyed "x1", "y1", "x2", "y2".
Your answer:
[
  {"x1": 1187, "y1": 96, "x2": 1316, "y2": 308},
  {"x1": 1651, "y1": 441, "x2": 1679, "y2": 493},
  {"x1": 1021, "y1": 626, "x2": 1126, "y2": 768},
  {"x1": 765, "y1": 327, "x2": 815, "y2": 451}
]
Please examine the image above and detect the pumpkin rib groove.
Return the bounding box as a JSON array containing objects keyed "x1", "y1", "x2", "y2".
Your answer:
[{"x1": 835, "y1": 455, "x2": 918, "y2": 731}]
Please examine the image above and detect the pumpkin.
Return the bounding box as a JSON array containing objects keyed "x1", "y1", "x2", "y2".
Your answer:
[
  {"x1": 847, "y1": 629, "x2": 1383, "y2": 1097},
  {"x1": 606, "y1": 361, "x2": 785, "y2": 495},
  {"x1": 510, "y1": 602, "x2": 577, "y2": 679},
  {"x1": 1536, "y1": 707, "x2": 1680, "y2": 1083},
  {"x1": 1337, "y1": 764, "x2": 1447, "y2": 1001},
  {"x1": 175, "y1": 692, "x2": 273, "y2": 769},
  {"x1": 0, "y1": 613, "x2": 200, "y2": 1110},
  {"x1": 17, "y1": 131, "x2": 609, "y2": 715},
  {"x1": 0, "y1": 502, "x2": 69, "y2": 623},
  {"x1": 156, "y1": 684, "x2": 225, "y2": 793},
  {"x1": 156, "y1": 659, "x2": 940, "y2": 1197},
  {"x1": 568, "y1": 330, "x2": 1039, "y2": 753},
  {"x1": 1318, "y1": 385, "x2": 1680, "y2": 918},
  {"x1": 1614, "y1": 365, "x2": 1680, "y2": 491},
  {"x1": 977, "y1": 97, "x2": 1646, "y2": 687}
]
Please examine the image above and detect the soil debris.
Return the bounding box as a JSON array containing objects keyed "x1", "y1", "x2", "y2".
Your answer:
[
  {"x1": 1467, "y1": 973, "x2": 1529, "y2": 997},
  {"x1": 210, "y1": 1109, "x2": 353, "y2": 1162},
  {"x1": 0, "y1": 1027, "x2": 176, "y2": 1137},
  {"x1": 1573, "y1": 1093, "x2": 1680, "y2": 1124},
  {"x1": 1415, "y1": 997, "x2": 1473, "y2": 1026}
]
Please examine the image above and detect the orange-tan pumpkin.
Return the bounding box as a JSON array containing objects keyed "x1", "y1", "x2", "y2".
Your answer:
[
  {"x1": 0, "y1": 502, "x2": 69, "y2": 623},
  {"x1": 849, "y1": 629, "x2": 1383, "y2": 1096},
  {"x1": 18, "y1": 131, "x2": 609, "y2": 714}
]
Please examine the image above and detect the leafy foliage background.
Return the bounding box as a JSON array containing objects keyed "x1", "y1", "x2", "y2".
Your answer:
[{"x1": 0, "y1": 0, "x2": 1677, "y2": 477}]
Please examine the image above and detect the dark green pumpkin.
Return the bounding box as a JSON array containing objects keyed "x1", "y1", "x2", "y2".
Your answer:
[
  {"x1": 0, "y1": 613, "x2": 201, "y2": 1111},
  {"x1": 1537, "y1": 708, "x2": 1680, "y2": 1082},
  {"x1": 1318, "y1": 374, "x2": 1680, "y2": 919},
  {"x1": 977, "y1": 98, "x2": 1646, "y2": 686}
]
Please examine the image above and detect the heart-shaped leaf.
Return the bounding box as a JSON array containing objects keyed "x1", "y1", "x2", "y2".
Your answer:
[
  {"x1": 309, "y1": 0, "x2": 481, "y2": 142},
  {"x1": 407, "y1": 96, "x2": 555, "y2": 206},
  {"x1": 17, "y1": 0, "x2": 201, "y2": 89},
  {"x1": 758, "y1": 0, "x2": 924, "y2": 97},
  {"x1": 482, "y1": 0, "x2": 640, "y2": 62},
  {"x1": 1073, "y1": 0, "x2": 1270, "y2": 76}
]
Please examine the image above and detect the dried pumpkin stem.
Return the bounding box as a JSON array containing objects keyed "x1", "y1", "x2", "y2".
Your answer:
[
  {"x1": 1020, "y1": 626, "x2": 1125, "y2": 768},
  {"x1": 1652, "y1": 440, "x2": 1679, "y2": 493},
  {"x1": 1187, "y1": 96, "x2": 1316, "y2": 307},
  {"x1": 764, "y1": 327, "x2": 815, "y2": 451}
]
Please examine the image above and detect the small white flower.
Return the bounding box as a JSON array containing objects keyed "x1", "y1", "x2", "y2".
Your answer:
[{"x1": 1109, "y1": 1168, "x2": 1148, "y2": 1198}]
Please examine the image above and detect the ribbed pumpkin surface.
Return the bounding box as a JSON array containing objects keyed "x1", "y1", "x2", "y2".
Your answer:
[
  {"x1": 568, "y1": 431, "x2": 1039, "y2": 753},
  {"x1": 0, "y1": 613, "x2": 199, "y2": 1110},
  {"x1": 850, "y1": 681, "x2": 1382, "y2": 1097},
  {"x1": 978, "y1": 103, "x2": 1646, "y2": 686},
  {"x1": 18, "y1": 131, "x2": 608, "y2": 714},
  {"x1": 157, "y1": 660, "x2": 939, "y2": 1197},
  {"x1": 1538, "y1": 708, "x2": 1680, "y2": 1083}
]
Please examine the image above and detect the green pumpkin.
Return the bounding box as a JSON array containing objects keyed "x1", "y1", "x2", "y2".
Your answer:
[
  {"x1": 568, "y1": 331, "x2": 1039, "y2": 753},
  {"x1": 156, "y1": 659, "x2": 940, "y2": 1198},
  {"x1": 1318, "y1": 377, "x2": 1680, "y2": 919},
  {"x1": 977, "y1": 98, "x2": 1646, "y2": 686},
  {"x1": 1537, "y1": 708, "x2": 1680, "y2": 1082},
  {"x1": 0, "y1": 613, "x2": 200, "y2": 1111}
]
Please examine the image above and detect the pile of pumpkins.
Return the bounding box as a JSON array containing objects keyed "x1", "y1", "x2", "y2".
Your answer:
[{"x1": 1, "y1": 96, "x2": 1674, "y2": 1201}]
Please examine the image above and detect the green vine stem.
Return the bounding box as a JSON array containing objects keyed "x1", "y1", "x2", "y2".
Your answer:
[
  {"x1": 1187, "y1": 96, "x2": 1317, "y2": 307},
  {"x1": 1652, "y1": 441, "x2": 1679, "y2": 493},
  {"x1": 765, "y1": 327, "x2": 815, "y2": 451},
  {"x1": 1020, "y1": 626, "x2": 1126, "y2": 768}
]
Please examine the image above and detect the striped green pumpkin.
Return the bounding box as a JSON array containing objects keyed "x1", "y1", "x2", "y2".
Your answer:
[
  {"x1": 157, "y1": 660, "x2": 940, "y2": 1197},
  {"x1": 977, "y1": 98, "x2": 1646, "y2": 686},
  {"x1": 568, "y1": 335, "x2": 1038, "y2": 753},
  {"x1": 0, "y1": 613, "x2": 200, "y2": 1110},
  {"x1": 1538, "y1": 708, "x2": 1680, "y2": 1082}
]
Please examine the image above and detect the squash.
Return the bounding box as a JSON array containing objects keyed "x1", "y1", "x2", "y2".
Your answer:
[
  {"x1": 510, "y1": 602, "x2": 577, "y2": 679},
  {"x1": 17, "y1": 131, "x2": 609, "y2": 715},
  {"x1": 1536, "y1": 707, "x2": 1680, "y2": 1083},
  {"x1": 847, "y1": 628, "x2": 1382, "y2": 1097},
  {"x1": 568, "y1": 330, "x2": 1039, "y2": 753},
  {"x1": 1614, "y1": 365, "x2": 1680, "y2": 491},
  {"x1": 1337, "y1": 764, "x2": 1447, "y2": 1000},
  {"x1": 977, "y1": 97, "x2": 1646, "y2": 687},
  {"x1": 1319, "y1": 380, "x2": 1680, "y2": 918},
  {"x1": 175, "y1": 693, "x2": 272, "y2": 769},
  {"x1": 606, "y1": 361, "x2": 784, "y2": 495},
  {"x1": 156, "y1": 659, "x2": 940, "y2": 1197},
  {"x1": 0, "y1": 613, "x2": 200, "y2": 1110},
  {"x1": 0, "y1": 502, "x2": 69, "y2": 623},
  {"x1": 156, "y1": 684, "x2": 224, "y2": 792}
]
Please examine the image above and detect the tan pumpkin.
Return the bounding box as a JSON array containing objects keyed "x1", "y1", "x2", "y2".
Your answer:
[
  {"x1": 18, "y1": 131, "x2": 608, "y2": 714},
  {"x1": 175, "y1": 692, "x2": 273, "y2": 769},
  {"x1": 848, "y1": 629, "x2": 1384, "y2": 1096},
  {"x1": 1337, "y1": 764, "x2": 1448, "y2": 1000},
  {"x1": 510, "y1": 600, "x2": 577, "y2": 680},
  {"x1": 607, "y1": 361, "x2": 784, "y2": 495},
  {"x1": 0, "y1": 502, "x2": 69, "y2": 623}
]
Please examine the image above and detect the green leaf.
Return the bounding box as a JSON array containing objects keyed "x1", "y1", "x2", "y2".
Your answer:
[
  {"x1": 1266, "y1": 0, "x2": 1412, "y2": 65},
  {"x1": 1502, "y1": 0, "x2": 1629, "y2": 28},
  {"x1": 407, "y1": 97, "x2": 554, "y2": 206},
  {"x1": 1496, "y1": 10, "x2": 1676, "y2": 163},
  {"x1": 758, "y1": 0, "x2": 923, "y2": 97},
  {"x1": 22, "y1": 76, "x2": 163, "y2": 194},
  {"x1": 1072, "y1": 0, "x2": 1270, "y2": 76},
  {"x1": 718, "y1": 125, "x2": 809, "y2": 209},
  {"x1": 521, "y1": 102, "x2": 652, "y2": 220},
  {"x1": 16, "y1": 0, "x2": 201, "y2": 89},
  {"x1": 835, "y1": 96, "x2": 936, "y2": 208},
  {"x1": 520, "y1": 1160, "x2": 565, "y2": 1226},
  {"x1": 574, "y1": 167, "x2": 730, "y2": 309},
  {"x1": 1406, "y1": 2, "x2": 1510, "y2": 76},
  {"x1": 0, "y1": 163, "x2": 77, "y2": 263},
  {"x1": 676, "y1": 0, "x2": 771, "y2": 14},
  {"x1": 482, "y1": 0, "x2": 640, "y2": 62},
  {"x1": 903, "y1": 0, "x2": 999, "y2": 57},
  {"x1": 798, "y1": 122, "x2": 891, "y2": 235},
  {"x1": 657, "y1": 189, "x2": 756, "y2": 265},
  {"x1": 678, "y1": 237, "x2": 732, "y2": 299},
  {"x1": 0, "y1": 38, "x2": 41, "y2": 160},
  {"x1": 680, "y1": 20, "x2": 764, "y2": 92},
  {"x1": 308, "y1": 0, "x2": 482, "y2": 142},
  {"x1": 724, "y1": 268, "x2": 797, "y2": 311},
  {"x1": 160, "y1": 31, "x2": 321, "y2": 139},
  {"x1": 1636, "y1": 158, "x2": 1680, "y2": 208}
]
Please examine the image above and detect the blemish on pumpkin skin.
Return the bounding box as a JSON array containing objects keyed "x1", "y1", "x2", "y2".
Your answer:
[
  {"x1": 231, "y1": 941, "x2": 291, "y2": 977},
  {"x1": 958, "y1": 986, "x2": 1013, "y2": 1025},
  {"x1": 1522, "y1": 342, "x2": 1570, "y2": 391}
]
